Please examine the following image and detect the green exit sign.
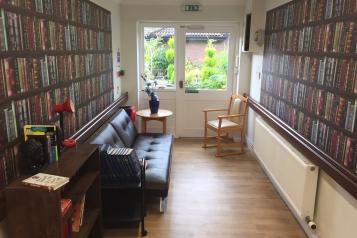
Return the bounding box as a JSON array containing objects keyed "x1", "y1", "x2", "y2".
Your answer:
[{"x1": 184, "y1": 4, "x2": 201, "y2": 12}]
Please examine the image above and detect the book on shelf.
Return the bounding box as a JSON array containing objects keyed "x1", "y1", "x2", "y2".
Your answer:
[
  {"x1": 22, "y1": 173, "x2": 69, "y2": 191},
  {"x1": 63, "y1": 219, "x2": 71, "y2": 238},
  {"x1": 24, "y1": 125, "x2": 59, "y2": 162},
  {"x1": 61, "y1": 198, "x2": 72, "y2": 217},
  {"x1": 72, "y1": 194, "x2": 86, "y2": 232}
]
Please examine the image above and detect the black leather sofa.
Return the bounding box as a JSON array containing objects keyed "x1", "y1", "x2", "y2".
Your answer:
[{"x1": 89, "y1": 109, "x2": 173, "y2": 210}]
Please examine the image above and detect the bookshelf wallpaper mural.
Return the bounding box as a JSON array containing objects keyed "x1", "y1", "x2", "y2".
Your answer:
[
  {"x1": 0, "y1": 0, "x2": 113, "y2": 191},
  {"x1": 261, "y1": 0, "x2": 357, "y2": 174}
]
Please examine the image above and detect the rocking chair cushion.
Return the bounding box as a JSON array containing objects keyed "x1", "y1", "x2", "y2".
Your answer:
[{"x1": 208, "y1": 119, "x2": 240, "y2": 129}]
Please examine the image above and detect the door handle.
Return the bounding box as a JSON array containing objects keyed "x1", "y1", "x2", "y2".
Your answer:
[{"x1": 179, "y1": 80, "x2": 184, "y2": 89}]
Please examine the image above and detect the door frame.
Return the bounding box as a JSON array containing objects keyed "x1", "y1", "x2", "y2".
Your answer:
[
  {"x1": 176, "y1": 22, "x2": 240, "y2": 137},
  {"x1": 137, "y1": 21, "x2": 240, "y2": 137}
]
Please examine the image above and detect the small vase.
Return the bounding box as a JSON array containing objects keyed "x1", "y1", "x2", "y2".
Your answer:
[{"x1": 149, "y1": 100, "x2": 159, "y2": 114}]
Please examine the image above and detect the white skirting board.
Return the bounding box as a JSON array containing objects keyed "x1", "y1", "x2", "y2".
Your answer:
[{"x1": 253, "y1": 116, "x2": 319, "y2": 238}]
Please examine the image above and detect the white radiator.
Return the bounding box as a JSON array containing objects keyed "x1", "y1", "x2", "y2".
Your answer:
[{"x1": 254, "y1": 116, "x2": 319, "y2": 221}]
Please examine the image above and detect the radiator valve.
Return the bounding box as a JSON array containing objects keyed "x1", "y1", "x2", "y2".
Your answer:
[{"x1": 305, "y1": 216, "x2": 317, "y2": 230}]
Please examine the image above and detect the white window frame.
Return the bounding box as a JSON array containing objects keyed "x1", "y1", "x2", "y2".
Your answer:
[{"x1": 137, "y1": 22, "x2": 178, "y2": 92}]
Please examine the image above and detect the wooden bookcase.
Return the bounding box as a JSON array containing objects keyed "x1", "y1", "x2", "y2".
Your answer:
[
  {"x1": 0, "y1": 0, "x2": 113, "y2": 219},
  {"x1": 5, "y1": 143, "x2": 102, "y2": 238},
  {"x1": 260, "y1": 0, "x2": 357, "y2": 194}
]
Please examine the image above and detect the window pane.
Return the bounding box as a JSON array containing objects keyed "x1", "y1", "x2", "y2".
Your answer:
[
  {"x1": 185, "y1": 32, "x2": 230, "y2": 90},
  {"x1": 144, "y1": 27, "x2": 175, "y2": 88}
]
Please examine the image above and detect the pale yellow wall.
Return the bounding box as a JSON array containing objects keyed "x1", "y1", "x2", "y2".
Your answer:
[
  {"x1": 248, "y1": 1, "x2": 357, "y2": 238},
  {"x1": 120, "y1": 4, "x2": 245, "y2": 106}
]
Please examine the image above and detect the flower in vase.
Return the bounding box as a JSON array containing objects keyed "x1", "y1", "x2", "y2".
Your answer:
[{"x1": 141, "y1": 74, "x2": 159, "y2": 102}]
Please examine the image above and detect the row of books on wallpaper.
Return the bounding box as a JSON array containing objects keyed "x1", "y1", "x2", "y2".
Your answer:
[
  {"x1": 261, "y1": 76, "x2": 357, "y2": 133},
  {"x1": 266, "y1": 0, "x2": 357, "y2": 31},
  {"x1": 0, "y1": 88, "x2": 113, "y2": 145},
  {"x1": 0, "y1": 0, "x2": 111, "y2": 30},
  {"x1": 263, "y1": 54, "x2": 357, "y2": 88},
  {"x1": 0, "y1": 144, "x2": 19, "y2": 188},
  {"x1": 265, "y1": 21, "x2": 356, "y2": 53},
  {"x1": 263, "y1": 55, "x2": 357, "y2": 94},
  {"x1": 3, "y1": 90, "x2": 112, "y2": 143},
  {"x1": 16, "y1": 89, "x2": 70, "y2": 129},
  {"x1": 0, "y1": 56, "x2": 112, "y2": 98},
  {"x1": 72, "y1": 76, "x2": 113, "y2": 104},
  {"x1": 3, "y1": 93, "x2": 62, "y2": 136},
  {"x1": 0, "y1": 9, "x2": 111, "y2": 52},
  {"x1": 0, "y1": 55, "x2": 113, "y2": 98},
  {"x1": 261, "y1": 92, "x2": 357, "y2": 172},
  {"x1": 75, "y1": 91, "x2": 113, "y2": 127}
]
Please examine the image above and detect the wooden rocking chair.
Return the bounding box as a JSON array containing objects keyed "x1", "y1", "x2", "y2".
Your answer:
[{"x1": 203, "y1": 94, "x2": 248, "y2": 157}]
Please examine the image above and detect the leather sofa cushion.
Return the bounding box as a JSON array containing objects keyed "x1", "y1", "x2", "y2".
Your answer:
[
  {"x1": 133, "y1": 133, "x2": 173, "y2": 191},
  {"x1": 89, "y1": 124, "x2": 125, "y2": 147},
  {"x1": 110, "y1": 109, "x2": 137, "y2": 147}
]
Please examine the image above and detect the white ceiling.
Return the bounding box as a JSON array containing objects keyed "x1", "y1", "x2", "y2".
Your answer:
[{"x1": 117, "y1": 0, "x2": 246, "y2": 6}]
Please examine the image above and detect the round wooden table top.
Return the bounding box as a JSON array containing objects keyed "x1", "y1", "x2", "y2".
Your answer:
[{"x1": 136, "y1": 109, "x2": 173, "y2": 118}]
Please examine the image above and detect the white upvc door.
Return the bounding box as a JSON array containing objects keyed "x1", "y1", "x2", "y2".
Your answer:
[
  {"x1": 138, "y1": 23, "x2": 178, "y2": 134},
  {"x1": 138, "y1": 22, "x2": 239, "y2": 137},
  {"x1": 176, "y1": 23, "x2": 239, "y2": 137}
]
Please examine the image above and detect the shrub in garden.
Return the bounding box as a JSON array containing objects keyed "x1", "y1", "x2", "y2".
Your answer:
[
  {"x1": 166, "y1": 37, "x2": 175, "y2": 84},
  {"x1": 201, "y1": 40, "x2": 217, "y2": 84},
  {"x1": 144, "y1": 37, "x2": 168, "y2": 80}
]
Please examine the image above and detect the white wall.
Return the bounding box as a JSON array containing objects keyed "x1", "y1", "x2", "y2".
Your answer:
[
  {"x1": 120, "y1": 4, "x2": 245, "y2": 106},
  {"x1": 246, "y1": 54, "x2": 262, "y2": 146},
  {"x1": 92, "y1": 0, "x2": 122, "y2": 99},
  {"x1": 315, "y1": 172, "x2": 357, "y2": 238},
  {"x1": 238, "y1": 53, "x2": 252, "y2": 95},
  {"x1": 247, "y1": 1, "x2": 357, "y2": 238}
]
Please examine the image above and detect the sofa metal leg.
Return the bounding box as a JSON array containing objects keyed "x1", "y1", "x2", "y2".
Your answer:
[
  {"x1": 159, "y1": 197, "x2": 167, "y2": 213},
  {"x1": 141, "y1": 220, "x2": 148, "y2": 236}
]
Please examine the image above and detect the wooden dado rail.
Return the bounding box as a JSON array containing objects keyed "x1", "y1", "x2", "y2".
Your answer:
[
  {"x1": 71, "y1": 92, "x2": 129, "y2": 143},
  {"x1": 248, "y1": 97, "x2": 357, "y2": 200}
]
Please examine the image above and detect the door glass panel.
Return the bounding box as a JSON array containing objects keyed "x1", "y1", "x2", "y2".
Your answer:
[
  {"x1": 185, "y1": 32, "x2": 230, "y2": 90},
  {"x1": 143, "y1": 27, "x2": 175, "y2": 88}
]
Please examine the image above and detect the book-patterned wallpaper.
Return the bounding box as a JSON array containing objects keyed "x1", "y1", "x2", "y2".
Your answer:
[
  {"x1": 0, "y1": 0, "x2": 113, "y2": 189},
  {"x1": 261, "y1": 0, "x2": 357, "y2": 174}
]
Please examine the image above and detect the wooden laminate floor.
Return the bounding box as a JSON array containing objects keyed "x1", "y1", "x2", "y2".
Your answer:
[{"x1": 104, "y1": 138, "x2": 307, "y2": 238}]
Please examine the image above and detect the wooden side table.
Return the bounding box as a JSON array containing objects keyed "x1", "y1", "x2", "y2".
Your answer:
[{"x1": 136, "y1": 109, "x2": 173, "y2": 133}]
